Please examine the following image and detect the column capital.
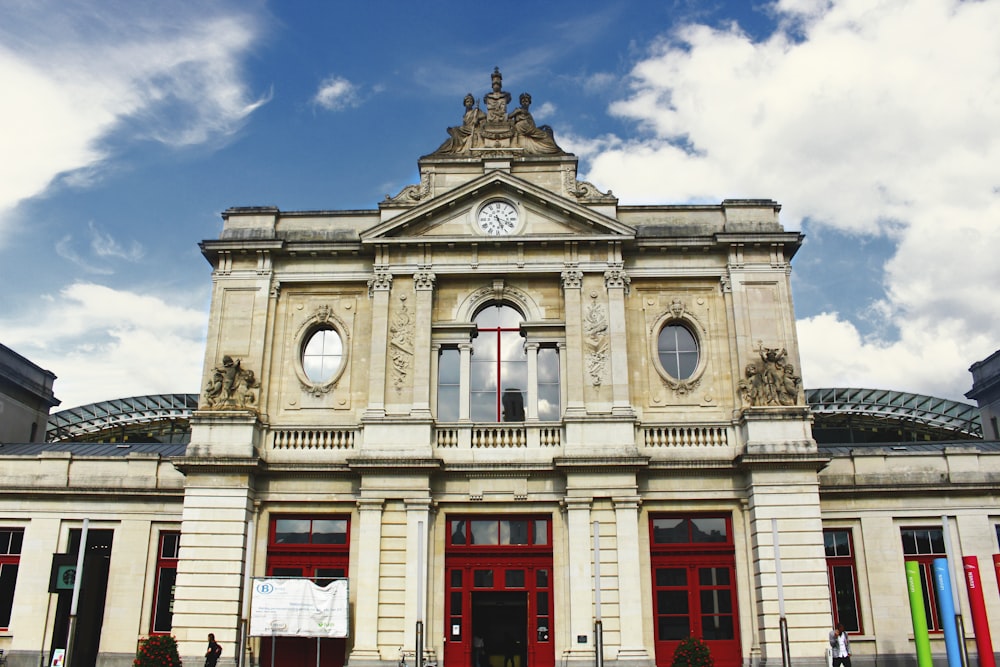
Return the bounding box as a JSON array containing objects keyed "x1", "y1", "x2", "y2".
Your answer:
[
  {"x1": 604, "y1": 264, "x2": 631, "y2": 293},
  {"x1": 414, "y1": 270, "x2": 436, "y2": 291},
  {"x1": 612, "y1": 496, "x2": 643, "y2": 510},
  {"x1": 561, "y1": 497, "x2": 592, "y2": 512},
  {"x1": 561, "y1": 269, "x2": 584, "y2": 289},
  {"x1": 367, "y1": 269, "x2": 393, "y2": 296},
  {"x1": 357, "y1": 498, "x2": 386, "y2": 512}
]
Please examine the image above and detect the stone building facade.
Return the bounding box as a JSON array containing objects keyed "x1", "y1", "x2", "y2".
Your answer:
[{"x1": 0, "y1": 70, "x2": 998, "y2": 667}]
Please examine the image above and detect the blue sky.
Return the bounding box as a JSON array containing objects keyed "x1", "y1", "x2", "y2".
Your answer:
[{"x1": 2, "y1": 0, "x2": 999, "y2": 409}]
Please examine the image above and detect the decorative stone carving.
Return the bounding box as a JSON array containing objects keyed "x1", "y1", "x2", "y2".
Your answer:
[
  {"x1": 604, "y1": 265, "x2": 631, "y2": 294},
  {"x1": 367, "y1": 270, "x2": 392, "y2": 297},
  {"x1": 584, "y1": 299, "x2": 609, "y2": 386},
  {"x1": 414, "y1": 270, "x2": 436, "y2": 291},
  {"x1": 563, "y1": 170, "x2": 616, "y2": 202},
  {"x1": 389, "y1": 297, "x2": 414, "y2": 392},
  {"x1": 561, "y1": 269, "x2": 583, "y2": 290},
  {"x1": 384, "y1": 170, "x2": 431, "y2": 204},
  {"x1": 738, "y1": 342, "x2": 802, "y2": 407},
  {"x1": 202, "y1": 355, "x2": 259, "y2": 410},
  {"x1": 428, "y1": 68, "x2": 567, "y2": 157}
]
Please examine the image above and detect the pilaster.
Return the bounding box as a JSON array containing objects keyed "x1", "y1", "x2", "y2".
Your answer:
[
  {"x1": 563, "y1": 497, "x2": 595, "y2": 662},
  {"x1": 411, "y1": 270, "x2": 436, "y2": 418},
  {"x1": 364, "y1": 269, "x2": 392, "y2": 420},
  {"x1": 348, "y1": 498, "x2": 385, "y2": 663},
  {"x1": 604, "y1": 264, "x2": 634, "y2": 417},
  {"x1": 612, "y1": 496, "x2": 652, "y2": 667},
  {"x1": 562, "y1": 268, "x2": 586, "y2": 416}
]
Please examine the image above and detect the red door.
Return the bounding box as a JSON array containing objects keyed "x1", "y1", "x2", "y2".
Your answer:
[
  {"x1": 261, "y1": 516, "x2": 350, "y2": 667},
  {"x1": 444, "y1": 516, "x2": 554, "y2": 667},
  {"x1": 650, "y1": 515, "x2": 741, "y2": 667}
]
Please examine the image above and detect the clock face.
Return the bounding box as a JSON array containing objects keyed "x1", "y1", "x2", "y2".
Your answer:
[{"x1": 477, "y1": 201, "x2": 519, "y2": 236}]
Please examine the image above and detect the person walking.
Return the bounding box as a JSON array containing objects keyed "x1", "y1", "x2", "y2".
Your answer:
[
  {"x1": 829, "y1": 623, "x2": 851, "y2": 667},
  {"x1": 205, "y1": 633, "x2": 222, "y2": 667}
]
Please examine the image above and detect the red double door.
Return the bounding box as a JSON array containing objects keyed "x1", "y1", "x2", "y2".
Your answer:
[{"x1": 444, "y1": 516, "x2": 555, "y2": 667}]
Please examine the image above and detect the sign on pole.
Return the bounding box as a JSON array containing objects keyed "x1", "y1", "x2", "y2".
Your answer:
[{"x1": 249, "y1": 578, "x2": 349, "y2": 638}]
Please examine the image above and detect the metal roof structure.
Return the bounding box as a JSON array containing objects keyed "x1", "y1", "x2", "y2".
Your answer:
[
  {"x1": 41, "y1": 388, "x2": 983, "y2": 444},
  {"x1": 46, "y1": 393, "x2": 199, "y2": 443},
  {"x1": 805, "y1": 387, "x2": 982, "y2": 439}
]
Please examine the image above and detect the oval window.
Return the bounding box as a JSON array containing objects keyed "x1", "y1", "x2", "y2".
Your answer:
[
  {"x1": 302, "y1": 328, "x2": 343, "y2": 384},
  {"x1": 657, "y1": 323, "x2": 699, "y2": 380}
]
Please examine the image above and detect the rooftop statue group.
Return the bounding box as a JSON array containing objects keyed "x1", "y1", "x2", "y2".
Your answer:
[{"x1": 431, "y1": 68, "x2": 566, "y2": 156}]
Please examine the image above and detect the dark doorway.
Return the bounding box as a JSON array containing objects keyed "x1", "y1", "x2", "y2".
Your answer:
[
  {"x1": 472, "y1": 591, "x2": 527, "y2": 667},
  {"x1": 50, "y1": 529, "x2": 114, "y2": 667}
]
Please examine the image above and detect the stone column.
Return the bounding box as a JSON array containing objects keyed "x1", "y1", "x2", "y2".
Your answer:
[
  {"x1": 563, "y1": 498, "x2": 594, "y2": 661},
  {"x1": 604, "y1": 266, "x2": 634, "y2": 417},
  {"x1": 411, "y1": 270, "x2": 436, "y2": 418},
  {"x1": 364, "y1": 270, "x2": 392, "y2": 419},
  {"x1": 404, "y1": 499, "x2": 433, "y2": 650},
  {"x1": 349, "y1": 499, "x2": 385, "y2": 663},
  {"x1": 525, "y1": 341, "x2": 540, "y2": 421},
  {"x1": 612, "y1": 496, "x2": 651, "y2": 667},
  {"x1": 562, "y1": 269, "x2": 586, "y2": 416},
  {"x1": 459, "y1": 343, "x2": 473, "y2": 421},
  {"x1": 171, "y1": 478, "x2": 254, "y2": 664},
  {"x1": 745, "y1": 465, "x2": 830, "y2": 667}
]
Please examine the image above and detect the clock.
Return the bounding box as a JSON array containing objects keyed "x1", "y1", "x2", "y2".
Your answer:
[{"x1": 477, "y1": 200, "x2": 519, "y2": 236}]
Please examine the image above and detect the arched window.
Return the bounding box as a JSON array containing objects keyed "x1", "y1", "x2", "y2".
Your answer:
[{"x1": 471, "y1": 304, "x2": 526, "y2": 422}]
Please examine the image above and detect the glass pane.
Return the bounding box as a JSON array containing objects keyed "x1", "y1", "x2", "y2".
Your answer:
[
  {"x1": 658, "y1": 616, "x2": 690, "y2": 641},
  {"x1": 475, "y1": 306, "x2": 500, "y2": 328},
  {"x1": 451, "y1": 591, "x2": 463, "y2": 615},
  {"x1": 533, "y1": 521, "x2": 549, "y2": 546},
  {"x1": 536, "y1": 569, "x2": 549, "y2": 587},
  {"x1": 0, "y1": 530, "x2": 23, "y2": 555},
  {"x1": 439, "y1": 348, "x2": 460, "y2": 383},
  {"x1": 505, "y1": 521, "x2": 530, "y2": 545},
  {"x1": 701, "y1": 615, "x2": 734, "y2": 640},
  {"x1": 538, "y1": 348, "x2": 559, "y2": 381},
  {"x1": 538, "y1": 384, "x2": 560, "y2": 421},
  {"x1": 497, "y1": 305, "x2": 523, "y2": 328},
  {"x1": 471, "y1": 359, "x2": 498, "y2": 388},
  {"x1": 314, "y1": 568, "x2": 343, "y2": 586},
  {"x1": 691, "y1": 518, "x2": 727, "y2": 542},
  {"x1": 451, "y1": 569, "x2": 463, "y2": 587},
  {"x1": 161, "y1": 533, "x2": 180, "y2": 558},
  {"x1": 438, "y1": 386, "x2": 460, "y2": 421},
  {"x1": 472, "y1": 333, "x2": 498, "y2": 361},
  {"x1": 451, "y1": 521, "x2": 467, "y2": 545},
  {"x1": 272, "y1": 567, "x2": 303, "y2": 577},
  {"x1": 505, "y1": 570, "x2": 525, "y2": 588},
  {"x1": 473, "y1": 570, "x2": 494, "y2": 587},
  {"x1": 536, "y1": 618, "x2": 550, "y2": 642},
  {"x1": 275, "y1": 519, "x2": 310, "y2": 544},
  {"x1": 656, "y1": 568, "x2": 687, "y2": 587},
  {"x1": 657, "y1": 590, "x2": 689, "y2": 613},
  {"x1": 471, "y1": 521, "x2": 499, "y2": 545},
  {"x1": 901, "y1": 530, "x2": 917, "y2": 554},
  {"x1": 152, "y1": 566, "x2": 175, "y2": 633},
  {"x1": 832, "y1": 566, "x2": 860, "y2": 632},
  {"x1": 700, "y1": 589, "x2": 732, "y2": 614},
  {"x1": 471, "y1": 392, "x2": 497, "y2": 422},
  {"x1": 677, "y1": 352, "x2": 698, "y2": 380},
  {"x1": 501, "y1": 387, "x2": 525, "y2": 422},
  {"x1": 537, "y1": 591, "x2": 549, "y2": 615},
  {"x1": 699, "y1": 567, "x2": 731, "y2": 586},
  {"x1": 652, "y1": 518, "x2": 688, "y2": 543},
  {"x1": 929, "y1": 530, "x2": 945, "y2": 554},
  {"x1": 0, "y1": 563, "x2": 18, "y2": 626},
  {"x1": 312, "y1": 519, "x2": 347, "y2": 544},
  {"x1": 302, "y1": 329, "x2": 343, "y2": 384}
]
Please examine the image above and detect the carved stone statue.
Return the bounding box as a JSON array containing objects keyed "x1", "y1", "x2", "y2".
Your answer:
[
  {"x1": 738, "y1": 344, "x2": 802, "y2": 408},
  {"x1": 509, "y1": 93, "x2": 563, "y2": 154},
  {"x1": 433, "y1": 93, "x2": 485, "y2": 155},
  {"x1": 428, "y1": 68, "x2": 567, "y2": 157},
  {"x1": 203, "y1": 355, "x2": 260, "y2": 410}
]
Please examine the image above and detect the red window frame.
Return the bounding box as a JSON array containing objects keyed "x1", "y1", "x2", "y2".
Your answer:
[
  {"x1": 901, "y1": 527, "x2": 946, "y2": 632},
  {"x1": 0, "y1": 528, "x2": 24, "y2": 630},
  {"x1": 649, "y1": 514, "x2": 741, "y2": 667},
  {"x1": 150, "y1": 531, "x2": 180, "y2": 634},
  {"x1": 824, "y1": 529, "x2": 862, "y2": 634}
]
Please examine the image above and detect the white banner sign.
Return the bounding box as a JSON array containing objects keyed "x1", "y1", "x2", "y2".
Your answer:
[{"x1": 249, "y1": 578, "x2": 349, "y2": 638}]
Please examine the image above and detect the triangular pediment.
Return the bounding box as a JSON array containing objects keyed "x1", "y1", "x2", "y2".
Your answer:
[{"x1": 361, "y1": 170, "x2": 633, "y2": 244}]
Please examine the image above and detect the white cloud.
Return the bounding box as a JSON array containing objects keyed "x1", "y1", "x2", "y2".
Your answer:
[
  {"x1": 586, "y1": 0, "x2": 1000, "y2": 400},
  {"x1": 0, "y1": 1, "x2": 267, "y2": 236},
  {"x1": 0, "y1": 283, "x2": 208, "y2": 409},
  {"x1": 314, "y1": 75, "x2": 361, "y2": 111}
]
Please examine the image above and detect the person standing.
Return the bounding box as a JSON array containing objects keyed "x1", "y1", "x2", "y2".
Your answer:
[
  {"x1": 829, "y1": 623, "x2": 851, "y2": 667},
  {"x1": 205, "y1": 633, "x2": 222, "y2": 667}
]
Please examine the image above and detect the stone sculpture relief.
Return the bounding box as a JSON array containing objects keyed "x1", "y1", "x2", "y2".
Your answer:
[
  {"x1": 738, "y1": 342, "x2": 802, "y2": 407},
  {"x1": 389, "y1": 297, "x2": 414, "y2": 392},
  {"x1": 430, "y1": 68, "x2": 567, "y2": 157},
  {"x1": 202, "y1": 355, "x2": 259, "y2": 410},
  {"x1": 584, "y1": 299, "x2": 609, "y2": 387}
]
